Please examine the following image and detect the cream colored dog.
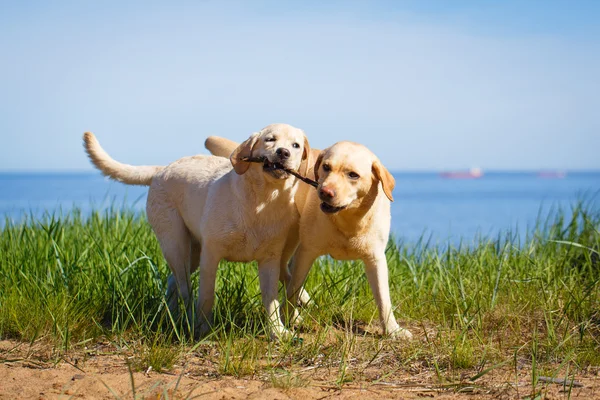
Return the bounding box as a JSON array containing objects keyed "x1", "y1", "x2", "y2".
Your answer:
[
  {"x1": 205, "y1": 137, "x2": 412, "y2": 339},
  {"x1": 83, "y1": 124, "x2": 310, "y2": 339}
]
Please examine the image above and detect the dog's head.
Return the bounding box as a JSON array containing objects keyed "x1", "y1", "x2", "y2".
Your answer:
[
  {"x1": 230, "y1": 123, "x2": 310, "y2": 181},
  {"x1": 313, "y1": 141, "x2": 395, "y2": 214}
]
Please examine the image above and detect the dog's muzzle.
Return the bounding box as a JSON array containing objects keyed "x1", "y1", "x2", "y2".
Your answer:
[
  {"x1": 319, "y1": 201, "x2": 346, "y2": 214},
  {"x1": 262, "y1": 158, "x2": 292, "y2": 179}
]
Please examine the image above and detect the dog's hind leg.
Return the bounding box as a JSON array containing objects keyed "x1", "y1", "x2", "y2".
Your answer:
[
  {"x1": 148, "y1": 196, "x2": 195, "y2": 317},
  {"x1": 164, "y1": 235, "x2": 200, "y2": 317},
  {"x1": 161, "y1": 232, "x2": 194, "y2": 316}
]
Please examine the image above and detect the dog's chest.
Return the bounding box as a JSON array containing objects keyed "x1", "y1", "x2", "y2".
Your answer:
[
  {"x1": 326, "y1": 237, "x2": 366, "y2": 260},
  {"x1": 214, "y1": 203, "x2": 296, "y2": 262}
]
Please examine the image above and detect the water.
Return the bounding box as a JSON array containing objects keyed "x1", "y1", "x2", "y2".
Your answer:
[
  {"x1": 1, "y1": 172, "x2": 599, "y2": 245},
  {"x1": 393, "y1": 172, "x2": 599, "y2": 245}
]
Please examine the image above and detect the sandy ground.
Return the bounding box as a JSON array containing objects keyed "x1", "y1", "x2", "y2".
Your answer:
[{"x1": 1, "y1": 340, "x2": 599, "y2": 399}]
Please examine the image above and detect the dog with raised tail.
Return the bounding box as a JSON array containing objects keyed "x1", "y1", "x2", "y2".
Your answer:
[{"x1": 83, "y1": 123, "x2": 311, "y2": 339}]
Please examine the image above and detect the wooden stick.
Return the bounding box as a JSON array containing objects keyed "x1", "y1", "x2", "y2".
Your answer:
[{"x1": 240, "y1": 156, "x2": 318, "y2": 188}]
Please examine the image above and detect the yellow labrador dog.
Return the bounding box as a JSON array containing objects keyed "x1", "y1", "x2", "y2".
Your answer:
[
  {"x1": 205, "y1": 137, "x2": 413, "y2": 339},
  {"x1": 83, "y1": 124, "x2": 310, "y2": 339}
]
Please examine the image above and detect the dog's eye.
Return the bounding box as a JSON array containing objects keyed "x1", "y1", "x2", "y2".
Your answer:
[
  {"x1": 292, "y1": 142, "x2": 300, "y2": 149},
  {"x1": 348, "y1": 171, "x2": 360, "y2": 180},
  {"x1": 322, "y1": 164, "x2": 331, "y2": 172},
  {"x1": 265, "y1": 137, "x2": 276, "y2": 142}
]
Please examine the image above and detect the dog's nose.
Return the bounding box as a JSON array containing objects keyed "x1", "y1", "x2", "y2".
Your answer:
[
  {"x1": 276, "y1": 148, "x2": 290, "y2": 159},
  {"x1": 319, "y1": 186, "x2": 335, "y2": 199}
]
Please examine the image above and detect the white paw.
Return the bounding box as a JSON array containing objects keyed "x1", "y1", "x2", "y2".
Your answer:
[
  {"x1": 291, "y1": 312, "x2": 304, "y2": 327},
  {"x1": 282, "y1": 307, "x2": 303, "y2": 327},
  {"x1": 298, "y1": 289, "x2": 312, "y2": 307},
  {"x1": 387, "y1": 326, "x2": 413, "y2": 340},
  {"x1": 270, "y1": 326, "x2": 293, "y2": 341}
]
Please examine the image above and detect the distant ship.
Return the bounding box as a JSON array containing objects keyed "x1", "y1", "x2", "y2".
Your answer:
[
  {"x1": 440, "y1": 167, "x2": 483, "y2": 179},
  {"x1": 537, "y1": 170, "x2": 567, "y2": 179}
]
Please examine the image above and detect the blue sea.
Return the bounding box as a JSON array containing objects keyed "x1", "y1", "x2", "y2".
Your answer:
[{"x1": 1, "y1": 171, "x2": 599, "y2": 245}]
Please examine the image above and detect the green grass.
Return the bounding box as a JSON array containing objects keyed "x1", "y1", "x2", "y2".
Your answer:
[{"x1": 1, "y1": 202, "x2": 599, "y2": 392}]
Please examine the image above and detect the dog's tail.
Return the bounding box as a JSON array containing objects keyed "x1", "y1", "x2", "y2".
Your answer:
[
  {"x1": 83, "y1": 132, "x2": 164, "y2": 186},
  {"x1": 204, "y1": 136, "x2": 238, "y2": 158}
]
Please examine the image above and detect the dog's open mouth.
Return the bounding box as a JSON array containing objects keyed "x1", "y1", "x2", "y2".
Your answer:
[
  {"x1": 320, "y1": 202, "x2": 346, "y2": 214},
  {"x1": 262, "y1": 159, "x2": 290, "y2": 179}
]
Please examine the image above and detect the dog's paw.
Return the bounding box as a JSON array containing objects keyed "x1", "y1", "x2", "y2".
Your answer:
[
  {"x1": 297, "y1": 289, "x2": 313, "y2": 307},
  {"x1": 270, "y1": 326, "x2": 293, "y2": 341},
  {"x1": 387, "y1": 327, "x2": 413, "y2": 340},
  {"x1": 290, "y1": 312, "x2": 304, "y2": 327},
  {"x1": 281, "y1": 307, "x2": 304, "y2": 328},
  {"x1": 193, "y1": 319, "x2": 213, "y2": 340}
]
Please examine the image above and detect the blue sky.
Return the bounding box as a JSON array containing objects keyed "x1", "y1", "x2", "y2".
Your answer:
[{"x1": 1, "y1": 0, "x2": 599, "y2": 171}]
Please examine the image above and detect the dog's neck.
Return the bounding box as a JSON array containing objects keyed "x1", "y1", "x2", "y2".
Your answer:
[
  {"x1": 233, "y1": 164, "x2": 299, "y2": 207},
  {"x1": 327, "y1": 180, "x2": 387, "y2": 236}
]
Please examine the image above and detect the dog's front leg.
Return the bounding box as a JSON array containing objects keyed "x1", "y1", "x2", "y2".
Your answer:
[
  {"x1": 258, "y1": 258, "x2": 291, "y2": 340},
  {"x1": 196, "y1": 251, "x2": 221, "y2": 338},
  {"x1": 285, "y1": 245, "x2": 319, "y2": 327},
  {"x1": 363, "y1": 255, "x2": 413, "y2": 340},
  {"x1": 279, "y1": 227, "x2": 312, "y2": 307}
]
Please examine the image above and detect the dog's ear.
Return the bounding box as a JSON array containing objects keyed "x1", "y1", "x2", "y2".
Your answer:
[
  {"x1": 372, "y1": 159, "x2": 395, "y2": 202},
  {"x1": 230, "y1": 133, "x2": 260, "y2": 175},
  {"x1": 313, "y1": 152, "x2": 324, "y2": 181},
  {"x1": 299, "y1": 134, "x2": 311, "y2": 176}
]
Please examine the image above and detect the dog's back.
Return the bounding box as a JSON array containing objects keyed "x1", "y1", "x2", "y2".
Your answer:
[{"x1": 146, "y1": 155, "x2": 231, "y2": 238}]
